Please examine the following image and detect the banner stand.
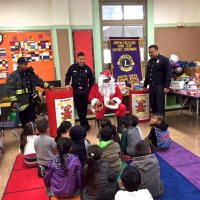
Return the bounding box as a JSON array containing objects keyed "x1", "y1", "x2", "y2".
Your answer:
[
  {"x1": 109, "y1": 37, "x2": 142, "y2": 86},
  {"x1": 46, "y1": 88, "x2": 75, "y2": 137},
  {"x1": 129, "y1": 90, "x2": 150, "y2": 123}
]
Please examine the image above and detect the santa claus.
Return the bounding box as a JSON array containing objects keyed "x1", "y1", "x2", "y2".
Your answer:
[{"x1": 88, "y1": 70, "x2": 126, "y2": 133}]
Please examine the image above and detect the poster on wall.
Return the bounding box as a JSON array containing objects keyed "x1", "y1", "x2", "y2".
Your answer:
[
  {"x1": 109, "y1": 37, "x2": 142, "y2": 86},
  {"x1": 55, "y1": 97, "x2": 75, "y2": 128},
  {"x1": 0, "y1": 31, "x2": 55, "y2": 84},
  {"x1": 130, "y1": 90, "x2": 150, "y2": 122}
]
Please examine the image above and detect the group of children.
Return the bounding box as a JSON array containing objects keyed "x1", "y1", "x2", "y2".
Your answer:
[{"x1": 19, "y1": 113, "x2": 171, "y2": 199}]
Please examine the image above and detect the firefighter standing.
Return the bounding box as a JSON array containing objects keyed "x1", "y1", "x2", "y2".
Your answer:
[
  {"x1": 65, "y1": 52, "x2": 95, "y2": 131},
  {"x1": 6, "y1": 57, "x2": 54, "y2": 127}
]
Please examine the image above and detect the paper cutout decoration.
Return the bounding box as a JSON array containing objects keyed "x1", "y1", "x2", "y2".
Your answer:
[
  {"x1": 12, "y1": 52, "x2": 23, "y2": 62},
  {"x1": 40, "y1": 51, "x2": 52, "y2": 60},
  {"x1": 0, "y1": 59, "x2": 8, "y2": 68},
  {"x1": 38, "y1": 41, "x2": 51, "y2": 50},
  {"x1": 0, "y1": 48, "x2": 6, "y2": 58},
  {"x1": 10, "y1": 41, "x2": 20, "y2": 51},
  {"x1": 0, "y1": 59, "x2": 8, "y2": 79}
]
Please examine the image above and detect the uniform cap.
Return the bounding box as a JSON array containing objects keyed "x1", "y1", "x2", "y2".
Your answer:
[{"x1": 17, "y1": 57, "x2": 28, "y2": 64}]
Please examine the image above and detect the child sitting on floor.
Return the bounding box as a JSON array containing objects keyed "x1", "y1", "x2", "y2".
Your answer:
[
  {"x1": 44, "y1": 138, "x2": 83, "y2": 197},
  {"x1": 115, "y1": 166, "x2": 153, "y2": 200},
  {"x1": 98, "y1": 126, "x2": 122, "y2": 174},
  {"x1": 99, "y1": 118, "x2": 120, "y2": 144},
  {"x1": 146, "y1": 113, "x2": 171, "y2": 150},
  {"x1": 81, "y1": 145, "x2": 118, "y2": 200},
  {"x1": 55, "y1": 121, "x2": 72, "y2": 142},
  {"x1": 69, "y1": 125, "x2": 90, "y2": 166},
  {"x1": 131, "y1": 140, "x2": 164, "y2": 198},
  {"x1": 120, "y1": 115, "x2": 144, "y2": 157},
  {"x1": 131, "y1": 115, "x2": 144, "y2": 139},
  {"x1": 34, "y1": 118, "x2": 57, "y2": 177},
  {"x1": 20, "y1": 122, "x2": 38, "y2": 167}
]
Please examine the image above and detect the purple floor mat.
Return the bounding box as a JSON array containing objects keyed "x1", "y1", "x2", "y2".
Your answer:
[
  {"x1": 175, "y1": 162, "x2": 200, "y2": 190},
  {"x1": 170, "y1": 141, "x2": 182, "y2": 148},
  {"x1": 156, "y1": 145, "x2": 200, "y2": 167}
]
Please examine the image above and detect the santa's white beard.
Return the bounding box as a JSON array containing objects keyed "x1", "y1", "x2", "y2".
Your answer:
[{"x1": 98, "y1": 79, "x2": 116, "y2": 98}]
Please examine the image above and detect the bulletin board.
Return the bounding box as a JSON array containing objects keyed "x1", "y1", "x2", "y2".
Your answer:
[
  {"x1": 73, "y1": 30, "x2": 94, "y2": 72},
  {"x1": 0, "y1": 31, "x2": 56, "y2": 84},
  {"x1": 155, "y1": 27, "x2": 200, "y2": 61}
]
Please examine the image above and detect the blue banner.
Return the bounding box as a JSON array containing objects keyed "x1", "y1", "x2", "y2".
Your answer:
[{"x1": 109, "y1": 37, "x2": 142, "y2": 86}]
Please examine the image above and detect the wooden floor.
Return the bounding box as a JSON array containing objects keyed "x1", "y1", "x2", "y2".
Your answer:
[{"x1": 0, "y1": 110, "x2": 200, "y2": 199}]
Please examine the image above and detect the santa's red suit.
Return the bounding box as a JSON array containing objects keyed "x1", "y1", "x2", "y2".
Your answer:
[{"x1": 88, "y1": 70, "x2": 126, "y2": 132}]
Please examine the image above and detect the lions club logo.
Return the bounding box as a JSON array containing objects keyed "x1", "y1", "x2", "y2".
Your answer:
[{"x1": 117, "y1": 54, "x2": 135, "y2": 72}]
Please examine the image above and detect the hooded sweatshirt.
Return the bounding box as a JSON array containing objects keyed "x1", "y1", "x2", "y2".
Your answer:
[
  {"x1": 131, "y1": 154, "x2": 164, "y2": 198},
  {"x1": 148, "y1": 122, "x2": 171, "y2": 149},
  {"x1": 70, "y1": 126, "x2": 87, "y2": 165},
  {"x1": 99, "y1": 140, "x2": 122, "y2": 173},
  {"x1": 121, "y1": 126, "x2": 143, "y2": 157}
]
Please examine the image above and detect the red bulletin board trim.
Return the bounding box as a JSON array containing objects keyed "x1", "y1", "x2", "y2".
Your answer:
[
  {"x1": 73, "y1": 30, "x2": 94, "y2": 72},
  {"x1": 0, "y1": 31, "x2": 56, "y2": 84}
]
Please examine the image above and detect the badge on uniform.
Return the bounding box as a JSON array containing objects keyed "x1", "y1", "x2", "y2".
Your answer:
[{"x1": 156, "y1": 60, "x2": 160, "y2": 63}]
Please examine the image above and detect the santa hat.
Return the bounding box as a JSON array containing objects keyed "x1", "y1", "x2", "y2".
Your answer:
[{"x1": 100, "y1": 70, "x2": 112, "y2": 80}]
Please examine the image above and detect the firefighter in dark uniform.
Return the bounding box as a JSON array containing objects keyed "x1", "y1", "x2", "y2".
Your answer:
[
  {"x1": 65, "y1": 52, "x2": 95, "y2": 131},
  {"x1": 6, "y1": 57, "x2": 54, "y2": 127},
  {"x1": 144, "y1": 45, "x2": 172, "y2": 117}
]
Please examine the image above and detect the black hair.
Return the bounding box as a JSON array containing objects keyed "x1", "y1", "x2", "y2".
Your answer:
[
  {"x1": 20, "y1": 122, "x2": 36, "y2": 153},
  {"x1": 55, "y1": 121, "x2": 72, "y2": 142},
  {"x1": 149, "y1": 44, "x2": 158, "y2": 50},
  {"x1": 135, "y1": 140, "x2": 151, "y2": 156},
  {"x1": 86, "y1": 145, "x2": 102, "y2": 189},
  {"x1": 100, "y1": 119, "x2": 120, "y2": 143},
  {"x1": 130, "y1": 115, "x2": 139, "y2": 127},
  {"x1": 154, "y1": 113, "x2": 165, "y2": 123},
  {"x1": 36, "y1": 118, "x2": 49, "y2": 134},
  {"x1": 77, "y1": 52, "x2": 85, "y2": 57},
  {"x1": 100, "y1": 118, "x2": 112, "y2": 128},
  {"x1": 100, "y1": 126, "x2": 113, "y2": 141},
  {"x1": 121, "y1": 166, "x2": 141, "y2": 192},
  {"x1": 69, "y1": 125, "x2": 86, "y2": 141},
  {"x1": 57, "y1": 138, "x2": 72, "y2": 175},
  {"x1": 122, "y1": 115, "x2": 132, "y2": 128}
]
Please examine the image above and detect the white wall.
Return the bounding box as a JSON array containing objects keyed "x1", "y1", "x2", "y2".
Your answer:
[
  {"x1": 0, "y1": 0, "x2": 93, "y2": 27},
  {"x1": 154, "y1": 0, "x2": 200, "y2": 25},
  {"x1": 182, "y1": 0, "x2": 200, "y2": 23},
  {"x1": 51, "y1": 0, "x2": 69, "y2": 25},
  {"x1": 0, "y1": 0, "x2": 52, "y2": 26},
  {"x1": 154, "y1": 0, "x2": 179, "y2": 25},
  {"x1": 68, "y1": 0, "x2": 93, "y2": 25}
]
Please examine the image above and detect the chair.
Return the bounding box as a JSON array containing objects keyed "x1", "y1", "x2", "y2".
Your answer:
[{"x1": 0, "y1": 109, "x2": 21, "y2": 144}]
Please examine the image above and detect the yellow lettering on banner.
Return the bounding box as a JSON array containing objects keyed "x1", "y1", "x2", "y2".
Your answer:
[
  {"x1": 129, "y1": 74, "x2": 138, "y2": 79},
  {"x1": 113, "y1": 48, "x2": 123, "y2": 52},
  {"x1": 118, "y1": 44, "x2": 124, "y2": 48},
  {"x1": 125, "y1": 44, "x2": 132, "y2": 48},
  {"x1": 113, "y1": 41, "x2": 123, "y2": 45},
  {"x1": 124, "y1": 48, "x2": 135, "y2": 51}
]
